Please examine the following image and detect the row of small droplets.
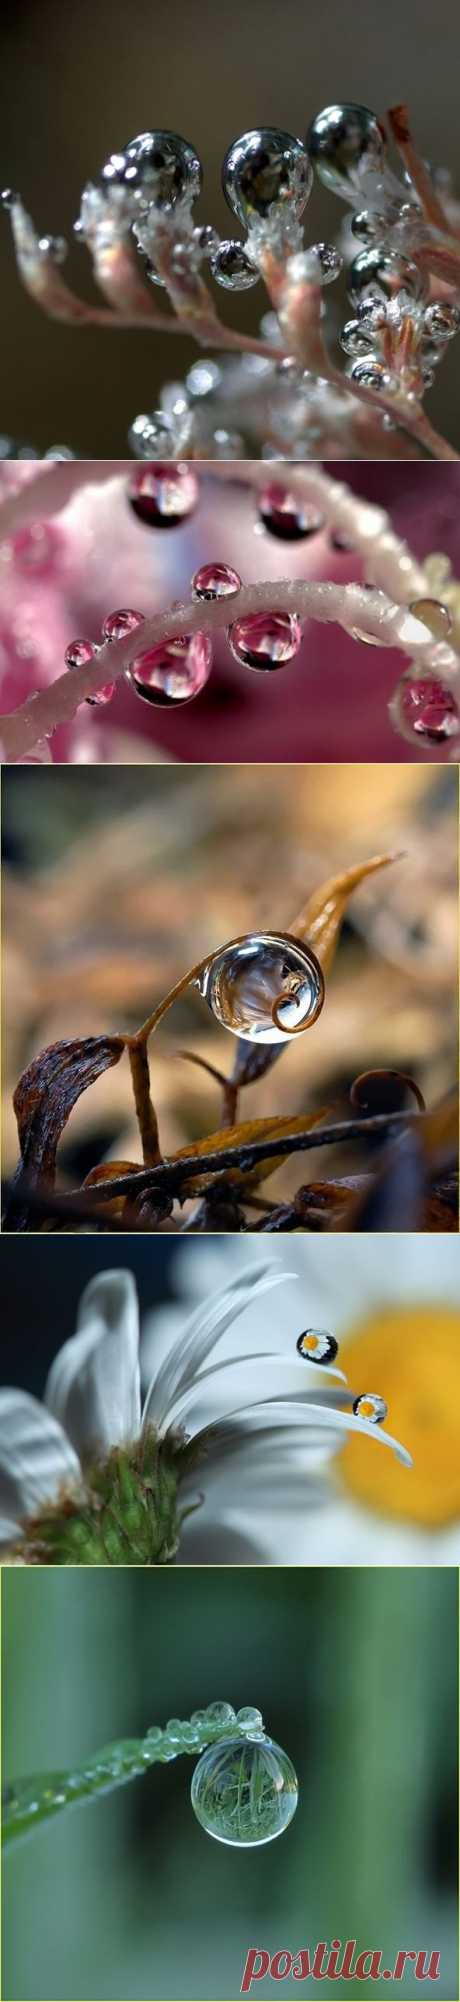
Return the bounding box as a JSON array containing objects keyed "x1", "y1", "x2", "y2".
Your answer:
[{"x1": 3, "y1": 1705, "x2": 265, "y2": 1833}]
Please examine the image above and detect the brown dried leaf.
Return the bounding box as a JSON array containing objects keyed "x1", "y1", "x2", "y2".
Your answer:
[
  {"x1": 170, "y1": 1107, "x2": 331, "y2": 1193},
  {"x1": 6, "y1": 1035, "x2": 125, "y2": 1228}
]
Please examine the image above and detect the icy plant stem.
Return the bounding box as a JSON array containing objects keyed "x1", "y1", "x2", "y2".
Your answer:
[{"x1": 2, "y1": 1706, "x2": 264, "y2": 1848}]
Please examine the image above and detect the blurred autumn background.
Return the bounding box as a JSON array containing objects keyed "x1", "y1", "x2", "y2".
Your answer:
[{"x1": 2, "y1": 761, "x2": 458, "y2": 1219}]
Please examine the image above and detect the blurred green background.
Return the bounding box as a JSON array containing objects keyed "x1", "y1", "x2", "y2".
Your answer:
[
  {"x1": 2, "y1": 1568, "x2": 458, "y2": 2000},
  {"x1": 1, "y1": 0, "x2": 460, "y2": 453}
]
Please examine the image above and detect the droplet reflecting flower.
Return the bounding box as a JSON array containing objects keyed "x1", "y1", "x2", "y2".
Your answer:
[
  {"x1": 191, "y1": 562, "x2": 241, "y2": 601},
  {"x1": 102, "y1": 609, "x2": 146, "y2": 642},
  {"x1": 423, "y1": 301, "x2": 460, "y2": 343},
  {"x1": 222, "y1": 128, "x2": 312, "y2": 228},
  {"x1": 392, "y1": 673, "x2": 460, "y2": 745},
  {"x1": 349, "y1": 358, "x2": 396, "y2": 393},
  {"x1": 196, "y1": 931, "x2": 325, "y2": 1044},
  {"x1": 296, "y1": 1330, "x2": 338, "y2": 1365},
  {"x1": 228, "y1": 611, "x2": 302, "y2": 670},
  {"x1": 306, "y1": 103, "x2": 386, "y2": 199},
  {"x1": 126, "y1": 632, "x2": 212, "y2": 706},
  {"x1": 128, "y1": 462, "x2": 198, "y2": 527},
  {"x1": 123, "y1": 130, "x2": 202, "y2": 210},
  {"x1": 353, "y1": 1393, "x2": 388, "y2": 1425},
  {"x1": 191, "y1": 1736, "x2": 298, "y2": 1847},
  {"x1": 210, "y1": 240, "x2": 259, "y2": 289},
  {"x1": 287, "y1": 242, "x2": 342, "y2": 285},
  {"x1": 257, "y1": 484, "x2": 324, "y2": 542},
  {"x1": 64, "y1": 639, "x2": 115, "y2": 707}
]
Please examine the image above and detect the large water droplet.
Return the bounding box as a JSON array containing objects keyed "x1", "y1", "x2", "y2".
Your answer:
[
  {"x1": 126, "y1": 631, "x2": 212, "y2": 705},
  {"x1": 306, "y1": 103, "x2": 386, "y2": 199},
  {"x1": 257, "y1": 484, "x2": 323, "y2": 542},
  {"x1": 123, "y1": 130, "x2": 202, "y2": 210},
  {"x1": 191, "y1": 1736, "x2": 298, "y2": 1847},
  {"x1": 296, "y1": 1330, "x2": 338, "y2": 1364},
  {"x1": 197, "y1": 931, "x2": 325, "y2": 1043},
  {"x1": 228, "y1": 611, "x2": 302, "y2": 670},
  {"x1": 348, "y1": 249, "x2": 424, "y2": 305},
  {"x1": 222, "y1": 129, "x2": 311, "y2": 228},
  {"x1": 128, "y1": 462, "x2": 198, "y2": 527}
]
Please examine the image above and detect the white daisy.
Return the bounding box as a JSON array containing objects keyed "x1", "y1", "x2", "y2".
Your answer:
[
  {"x1": 142, "y1": 1239, "x2": 460, "y2": 1566},
  {"x1": 0, "y1": 1260, "x2": 409, "y2": 1566}
]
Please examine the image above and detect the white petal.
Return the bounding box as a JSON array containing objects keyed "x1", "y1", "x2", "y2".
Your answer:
[
  {"x1": 164, "y1": 1357, "x2": 351, "y2": 1432},
  {"x1": 142, "y1": 1265, "x2": 294, "y2": 1431},
  {"x1": 45, "y1": 1270, "x2": 141, "y2": 1460},
  {"x1": 185, "y1": 1398, "x2": 412, "y2": 1466},
  {"x1": 0, "y1": 1391, "x2": 80, "y2": 1522}
]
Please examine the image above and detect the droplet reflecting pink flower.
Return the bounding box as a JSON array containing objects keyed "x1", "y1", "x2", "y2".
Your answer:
[
  {"x1": 64, "y1": 638, "x2": 115, "y2": 707},
  {"x1": 395, "y1": 674, "x2": 460, "y2": 745},
  {"x1": 191, "y1": 562, "x2": 241, "y2": 601},
  {"x1": 258, "y1": 484, "x2": 324, "y2": 542},
  {"x1": 102, "y1": 608, "x2": 146, "y2": 642},
  {"x1": 126, "y1": 631, "x2": 212, "y2": 705},
  {"x1": 128, "y1": 462, "x2": 198, "y2": 528},
  {"x1": 228, "y1": 611, "x2": 302, "y2": 671}
]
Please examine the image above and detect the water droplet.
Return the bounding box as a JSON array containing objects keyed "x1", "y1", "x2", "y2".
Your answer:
[
  {"x1": 38, "y1": 234, "x2": 67, "y2": 264},
  {"x1": 191, "y1": 1736, "x2": 298, "y2": 1847},
  {"x1": 128, "y1": 411, "x2": 192, "y2": 460},
  {"x1": 186, "y1": 360, "x2": 222, "y2": 399},
  {"x1": 64, "y1": 638, "x2": 115, "y2": 706},
  {"x1": 340, "y1": 318, "x2": 374, "y2": 356},
  {"x1": 350, "y1": 208, "x2": 388, "y2": 241},
  {"x1": 356, "y1": 296, "x2": 387, "y2": 329},
  {"x1": 194, "y1": 223, "x2": 220, "y2": 258},
  {"x1": 123, "y1": 130, "x2": 202, "y2": 210},
  {"x1": 348, "y1": 249, "x2": 424, "y2": 305},
  {"x1": 236, "y1": 1707, "x2": 264, "y2": 1733},
  {"x1": 228, "y1": 611, "x2": 302, "y2": 670},
  {"x1": 257, "y1": 484, "x2": 323, "y2": 542},
  {"x1": 205, "y1": 1702, "x2": 237, "y2": 1727},
  {"x1": 306, "y1": 103, "x2": 386, "y2": 199},
  {"x1": 287, "y1": 242, "x2": 342, "y2": 285},
  {"x1": 296, "y1": 1330, "x2": 338, "y2": 1364},
  {"x1": 126, "y1": 631, "x2": 212, "y2": 705},
  {"x1": 128, "y1": 462, "x2": 198, "y2": 526},
  {"x1": 102, "y1": 608, "x2": 146, "y2": 642},
  {"x1": 190, "y1": 1709, "x2": 208, "y2": 1728},
  {"x1": 197, "y1": 931, "x2": 325, "y2": 1044},
  {"x1": 166, "y1": 1718, "x2": 185, "y2": 1741},
  {"x1": 191, "y1": 562, "x2": 241, "y2": 601},
  {"x1": 392, "y1": 673, "x2": 460, "y2": 744},
  {"x1": 353, "y1": 1393, "x2": 388, "y2": 1424},
  {"x1": 408, "y1": 597, "x2": 452, "y2": 641},
  {"x1": 423, "y1": 300, "x2": 460, "y2": 343},
  {"x1": 11, "y1": 523, "x2": 62, "y2": 576},
  {"x1": 348, "y1": 358, "x2": 396, "y2": 393},
  {"x1": 210, "y1": 239, "x2": 259, "y2": 289},
  {"x1": 222, "y1": 128, "x2": 311, "y2": 228}
]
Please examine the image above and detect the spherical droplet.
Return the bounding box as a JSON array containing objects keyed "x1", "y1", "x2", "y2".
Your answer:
[
  {"x1": 197, "y1": 931, "x2": 325, "y2": 1043},
  {"x1": 126, "y1": 632, "x2": 212, "y2": 706},
  {"x1": 408, "y1": 597, "x2": 452, "y2": 641},
  {"x1": 348, "y1": 248, "x2": 423, "y2": 305},
  {"x1": 210, "y1": 239, "x2": 259, "y2": 289},
  {"x1": 128, "y1": 462, "x2": 198, "y2": 527},
  {"x1": 204, "y1": 1702, "x2": 236, "y2": 1728},
  {"x1": 102, "y1": 608, "x2": 146, "y2": 642},
  {"x1": 350, "y1": 208, "x2": 388, "y2": 241},
  {"x1": 392, "y1": 673, "x2": 460, "y2": 745},
  {"x1": 128, "y1": 412, "x2": 191, "y2": 460},
  {"x1": 257, "y1": 483, "x2": 324, "y2": 542},
  {"x1": 123, "y1": 130, "x2": 202, "y2": 210},
  {"x1": 222, "y1": 128, "x2": 312, "y2": 229},
  {"x1": 296, "y1": 1330, "x2": 338, "y2": 1365},
  {"x1": 228, "y1": 611, "x2": 302, "y2": 670},
  {"x1": 194, "y1": 223, "x2": 220, "y2": 258},
  {"x1": 353, "y1": 1393, "x2": 388, "y2": 1424},
  {"x1": 10, "y1": 523, "x2": 62, "y2": 576},
  {"x1": 191, "y1": 562, "x2": 241, "y2": 601},
  {"x1": 306, "y1": 103, "x2": 386, "y2": 199},
  {"x1": 287, "y1": 242, "x2": 342, "y2": 285},
  {"x1": 348, "y1": 357, "x2": 396, "y2": 393},
  {"x1": 64, "y1": 638, "x2": 115, "y2": 707},
  {"x1": 423, "y1": 300, "x2": 460, "y2": 343},
  {"x1": 191, "y1": 1736, "x2": 298, "y2": 1847},
  {"x1": 340, "y1": 318, "x2": 374, "y2": 357},
  {"x1": 236, "y1": 1707, "x2": 264, "y2": 1733}
]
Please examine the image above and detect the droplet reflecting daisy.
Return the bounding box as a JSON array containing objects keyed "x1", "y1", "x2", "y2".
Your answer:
[{"x1": 0, "y1": 1261, "x2": 409, "y2": 1565}]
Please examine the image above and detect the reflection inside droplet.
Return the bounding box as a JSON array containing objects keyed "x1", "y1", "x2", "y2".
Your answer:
[
  {"x1": 191, "y1": 1735, "x2": 298, "y2": 1846},
  {"x1": 197, "y1": 932, "x2": 325, "y2": 1043}
]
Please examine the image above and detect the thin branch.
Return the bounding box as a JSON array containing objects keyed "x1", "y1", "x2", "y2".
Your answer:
[
  {"x1": 61, "y1": 1108, "x2": 426, "y2": 1202},
  {"x1": 387, "y1": 104, "x2": 458, "y2": 237}
]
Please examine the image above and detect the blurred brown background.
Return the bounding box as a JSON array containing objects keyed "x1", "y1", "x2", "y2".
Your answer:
[
  {"x1": 2, "y1": 762, "x2": 457, "y2": 1202},
  {"x1": 1, "y1": 0, "x2": 460, "y2": 454}
]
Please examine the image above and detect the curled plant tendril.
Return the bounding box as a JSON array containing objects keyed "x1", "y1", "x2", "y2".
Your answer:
[{"x1": 3, "y1": 1703, "x2": 298, "y2": 1852}]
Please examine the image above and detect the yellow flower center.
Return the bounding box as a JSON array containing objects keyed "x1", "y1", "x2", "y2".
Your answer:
[{"x1": 339, "y1": 1305, "x2": 460, "y2": 1528}]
